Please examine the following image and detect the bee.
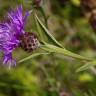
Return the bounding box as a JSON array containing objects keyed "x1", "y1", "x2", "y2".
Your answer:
[{"x1": 20, "y1": 32, "x2": 40, "y2": 52}]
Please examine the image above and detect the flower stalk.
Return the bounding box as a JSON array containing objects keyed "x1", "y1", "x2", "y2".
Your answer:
[{"x1": 41, "y1": 43, "x2": 93, "y2": 61}]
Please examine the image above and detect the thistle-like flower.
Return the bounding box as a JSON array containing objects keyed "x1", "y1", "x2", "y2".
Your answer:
[{"x1": 0, "y1": 6, "x2": 39, "y2": 68}]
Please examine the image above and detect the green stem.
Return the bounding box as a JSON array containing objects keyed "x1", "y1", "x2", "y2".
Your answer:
[
  {"x1": 18, "y1": 44, "x2": 93, "y2": 64},
  {"x1": 41, "y1": 43, "x2": 93, "y2": 61},
  {"x1": 18, "y1": 52, "x2": 50, "y2": 63}
]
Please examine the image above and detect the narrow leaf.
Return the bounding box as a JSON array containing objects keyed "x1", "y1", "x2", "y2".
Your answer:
[
  {"x1": 41, "y1": 43, "x2": 93, "y2": 61},
  {"x1": 34, "y1": 14, "x2": 46, "y2": 42},
  {"x1": 18, "y1": 52, "x2": 50, "y2": 63},
  {"x1": 76, "y1": 60, "x2": 96, "y2": 72},
  {"x1": 35, "y1": 14, "x2": 63, "y2": 48}
]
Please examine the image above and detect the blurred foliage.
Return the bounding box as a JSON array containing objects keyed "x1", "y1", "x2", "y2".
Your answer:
[{"x1": 0, "y1": 0, "x2": 96, "y2": 96}]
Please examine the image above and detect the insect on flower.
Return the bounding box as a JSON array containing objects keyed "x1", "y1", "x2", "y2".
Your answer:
[{"x1": 0, "y1": 5, "x2": 40, "y2": 68}]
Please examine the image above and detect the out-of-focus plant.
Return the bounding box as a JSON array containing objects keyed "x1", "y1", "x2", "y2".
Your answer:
[{"x1": 0, "y1": 0, "x2": 96, "y2": 96}]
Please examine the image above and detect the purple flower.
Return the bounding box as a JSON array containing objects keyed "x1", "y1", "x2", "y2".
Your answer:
[
  {"x1": 0, "y1": 5, "x2": 29, "y2": 68},
  {"x1": 8, "y1": 5, "x2": 29, "y2": 37}
]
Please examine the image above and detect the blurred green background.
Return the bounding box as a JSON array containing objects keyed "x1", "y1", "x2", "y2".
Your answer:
[{"x1": 0, "y1": 0, "x2": 96, "y2": 96}]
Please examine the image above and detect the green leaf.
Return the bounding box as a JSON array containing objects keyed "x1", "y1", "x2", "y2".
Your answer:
[
  {"x1": 18, "y1": 52, "x2": 50, "y2": 63},
  {"x1": 34, "y1": 14, "x2": 46, "y2": 42},
  {"x1": 41, "y1": 43, "x2": 93, "y2": 61},
  {"x1": 76, "y1": 60, "x2": 96, "y2": 72},
  {"x1": 34, "y1": 14, "x2": 63, "y2": 48}
]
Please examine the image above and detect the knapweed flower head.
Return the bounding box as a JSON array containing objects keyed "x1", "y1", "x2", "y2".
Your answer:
[{"x1": 0, "y1": 5, "x2": 40, "y2": 68}]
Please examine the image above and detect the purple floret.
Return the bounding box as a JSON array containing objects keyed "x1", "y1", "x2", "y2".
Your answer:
[
  {"x1": 8, "y1": 5, "x2": 29, "y2": 37},
  {"x1": 0, "y1": 5, "x2": 29, "y2": 68}
]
